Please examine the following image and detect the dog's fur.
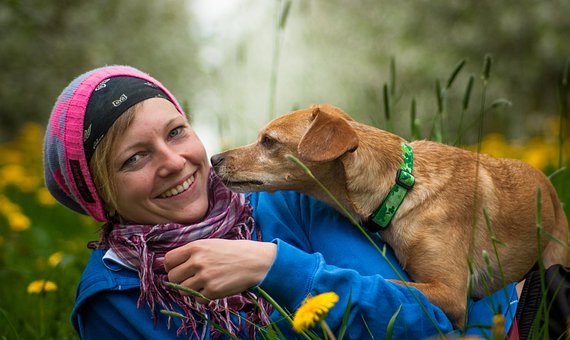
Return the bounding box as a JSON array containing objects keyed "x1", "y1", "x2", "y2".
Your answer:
[{"x1": 211, "y1": 104, "x2": 569, "y2": 326}]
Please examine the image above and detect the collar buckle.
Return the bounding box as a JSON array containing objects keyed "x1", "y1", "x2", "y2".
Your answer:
[{"x1": 395, "y1": 168, "x2": 415, "y2": 190}]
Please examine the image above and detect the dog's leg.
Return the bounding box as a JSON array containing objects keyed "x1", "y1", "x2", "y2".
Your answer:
[{"x1": 387, "y1": 279, "x2": 467, "y2": 327}]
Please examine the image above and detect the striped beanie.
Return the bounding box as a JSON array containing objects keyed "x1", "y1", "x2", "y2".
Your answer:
[{"x1": 43, "y1": 66, "x2": 184, "y2": 222}]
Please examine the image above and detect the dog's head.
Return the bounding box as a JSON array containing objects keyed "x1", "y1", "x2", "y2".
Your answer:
[{"x1": 211, "y1": 104, "x2": 359, "y2": 193}]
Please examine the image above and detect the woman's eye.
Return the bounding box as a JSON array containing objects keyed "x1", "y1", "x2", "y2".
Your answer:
[
  {"x1": 168, "y1": 126, "x2": 183, "y2": 139},
  {"x1": 123, "y1": 154, "x2": 142, "y2": 167}
]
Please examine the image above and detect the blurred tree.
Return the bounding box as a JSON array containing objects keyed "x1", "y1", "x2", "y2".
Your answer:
[
  {"x1": 199, "y1": 0, "x2": 569, "y2": 146},
  {"x1": 0, "y1": 0, "x2": 199, "y2": 141},
  {"x1": 289, "y1": 0, "x2": 570, "y2": 142},
  {"x1": 399, "y1": 0, "x2": 570, "y2": 141}
]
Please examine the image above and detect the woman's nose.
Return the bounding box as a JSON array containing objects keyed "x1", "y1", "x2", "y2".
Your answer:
[{"x1": 157, "y1": 146, "x2": 186, "y2": 177}]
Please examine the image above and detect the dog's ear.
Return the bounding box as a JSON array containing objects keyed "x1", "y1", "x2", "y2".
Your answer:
[
  {"x1": 309, "y1": 104, "x2": 354, "y2": 121},
  {"x1": 298, "y1": 107, "x2": 359, "y2": 162}
]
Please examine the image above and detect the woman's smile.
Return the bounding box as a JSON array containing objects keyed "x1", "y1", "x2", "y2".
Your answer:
[{"x1": 158, "y1": 174, "x2": 196, "y2": 198}]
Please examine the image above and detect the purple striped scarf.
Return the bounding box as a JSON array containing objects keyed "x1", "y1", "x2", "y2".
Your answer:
[{"x1": 103, "y1": 171, "x2": 272, "y2": 338}]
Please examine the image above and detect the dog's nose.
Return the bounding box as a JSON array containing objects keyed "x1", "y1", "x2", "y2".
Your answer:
[{"x1": 210, "y1": 154, "x2": 225, "y2": 167}]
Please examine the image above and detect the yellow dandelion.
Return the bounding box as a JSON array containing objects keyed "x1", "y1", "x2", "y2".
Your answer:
[
  {"x1": 0, "y1": 148, "x2": 23, "y2": 166},
  {"x1": 8, "y1": 212, "x2": 30, "y2": 231},
  {"x1": 19, "y1": 176, "x2": 40, "y2": 193},
  {"x1": 48, "y1": 251, "x2": 64, "y2": 267},
  {"x1": 292, "y1": 292, "x2": 339, "y2": 333},
  {"x1": 27, "y1": 280, "x2": 58, "y2": 294},
  {"x1": 1, "y1": 164, "x2": 26, "y2": 185},
  {"x1": 37, "y1": 187, "x2": 57, "y2": 206},
  {"x1": 491, "y1": 313, "x2": 505, "y2": 340},
  {"x1": 0, "y1": 195, "x2": 20, "y2": 215}
]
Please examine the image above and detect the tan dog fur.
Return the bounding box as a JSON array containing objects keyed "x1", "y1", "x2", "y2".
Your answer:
[{"x1": 211, "y1": 104, "x2": 570, "y2": 326}]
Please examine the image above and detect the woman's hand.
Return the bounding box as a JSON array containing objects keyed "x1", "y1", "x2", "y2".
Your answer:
[{"x1": 164, "y1": 239, "x2": 277, "y2": 302}]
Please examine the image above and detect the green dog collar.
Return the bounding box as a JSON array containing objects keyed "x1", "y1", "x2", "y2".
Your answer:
[{"x1": 368, "y1": 143, "x2": 415, "y2": 231}]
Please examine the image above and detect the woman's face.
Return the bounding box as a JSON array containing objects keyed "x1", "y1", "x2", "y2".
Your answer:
[{"x1": 110, "y1": 97, "x2": 210, "y2": 224}]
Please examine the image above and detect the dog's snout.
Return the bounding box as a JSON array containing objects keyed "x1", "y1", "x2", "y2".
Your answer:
[{"x1": 210, "y1": 154, "x2": 225, "y2": 167}]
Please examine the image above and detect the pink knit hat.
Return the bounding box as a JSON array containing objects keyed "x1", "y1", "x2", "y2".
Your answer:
[{"x1": 43, "y1": 66, "x2": 184, "y2": 222}]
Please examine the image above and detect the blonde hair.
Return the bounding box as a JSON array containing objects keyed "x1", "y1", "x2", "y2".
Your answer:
[{"x1": 89, "y1": 104, "x2": 138, "y2": 216}]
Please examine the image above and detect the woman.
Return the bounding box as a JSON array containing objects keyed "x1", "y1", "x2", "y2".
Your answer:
[{"x1": 44, "y1": 65, "x2": 520, "y2": 339}]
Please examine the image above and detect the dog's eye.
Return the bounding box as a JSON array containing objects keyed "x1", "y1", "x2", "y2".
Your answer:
[{"x1": 261, "y1": 135, "x2": 276, "y2": 148}]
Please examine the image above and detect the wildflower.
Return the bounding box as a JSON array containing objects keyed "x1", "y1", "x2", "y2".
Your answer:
[
  {"x1": 20, "y1": 176, "x2": 39, "y2": 193},
  {"x1": 27, "y1": 280, "x2": 58, "y2": 294},
  {"x1": 1, "y1": 164, "x2": 26, "y2": 185},
  {"x1": 491, "y1": 313, "x2": 505, "y2": 340},
  {"x1": 37, "y1": 187, "x2": 56, "y2": 206},
  {"x1": 0, "y1": 195, "x2": 19, "y2": 214},
  {"x1": 8, "y1": 212, "x2": 30, "y2": 231},
  {"x1": 292, "y1": 292, "x2": 339, "y2": 333},
  {"x1": 48, "y1": 252, "x2": 64, "y2": 267}
]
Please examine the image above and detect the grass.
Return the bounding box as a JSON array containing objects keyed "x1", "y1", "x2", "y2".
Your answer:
[{"x1": 0, "y1": 55, "x2": 569, "y2": 339}]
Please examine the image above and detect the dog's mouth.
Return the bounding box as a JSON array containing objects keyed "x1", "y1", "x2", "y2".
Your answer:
[{"x1": 221, "y1": 179, "x2": 264, "y2": 188}]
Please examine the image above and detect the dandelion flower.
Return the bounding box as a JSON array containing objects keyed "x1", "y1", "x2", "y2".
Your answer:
[
  {"x1": 37, "y1": 187, "x2": 56, "y2": 206},
  {"x1": 492, "y1": 313, "x2": 505, "y2": 339},
  {"x1": 48, "y1": 252, "x2": 64, "y2": 267},
  {"x1": 292, "y1": 292, "x2": 339, "y2": 333},
  {"x1": 8, "y1": 212, "x2": 30, "y2": 231},
  {"x1": 1, "y1": 164, "x2": 25, "y2": 185},
  {"x1": 27, "y1": 280, "x2": 58, "y2": 294},
  {"x1": 0, "y1": 195, "x2": 19, "y2": 214}
]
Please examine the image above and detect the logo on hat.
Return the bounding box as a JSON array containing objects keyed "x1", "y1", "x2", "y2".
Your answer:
[
  {"x1": 84, "y1": 124, "x2": 92, "y2": 142},
  {"x1": 112, "y1": 94, "x2": 128, "y2": 107},
  {"x1": 95, "y1": 79, "x2": 110, "y2": 91}
]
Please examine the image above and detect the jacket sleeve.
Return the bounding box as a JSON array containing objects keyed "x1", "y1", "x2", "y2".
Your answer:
[
  {"x1": 259, "y1": 239, "x2": 453, "y2": 339},
  {"x1": 251, "y1": 191, "x2": 454, "y2": 339}
]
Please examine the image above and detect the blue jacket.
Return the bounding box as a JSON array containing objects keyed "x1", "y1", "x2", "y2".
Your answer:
[{"x1": 71, "y1": 191, "x2": 518, "y2": 339}]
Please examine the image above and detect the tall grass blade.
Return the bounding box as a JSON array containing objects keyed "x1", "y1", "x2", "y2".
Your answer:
[
  {"x1": 410, "y1": 98, "x2": 421, "y2": 140},
  {"x1": 279, "y1": 0, "x2": 292, "y2": 29},
  {"x1": 468, "y1": 56, "x2": 493, "y2": 321},
  {"x1": 435, "y1": 78, "x2": 443, "y2": 114},
  {"x1": 256, "y1": 287, "x2": 316, "y2": 340},
  {"x1": 535, "y1": 188, "x2": 551, "y2": 336},
  {"x1": 268, "y1": 0, "x2": 292, "y2": 119},
  {"x1": 431, "y1": 78, "x2": 443, "y2": 142},
  {"x1": 542, "y1": 229, "x2": 570, "y2": 249},
  {"x1": 337, "y1": 292, "x2": 352, "y2": 340},
  {"x1": 383, "y1": 83, "x2": 392, "y2": 131},
  {"x1": 160, "y1": 309, "x2": 239, "y2": 339},
  {"x1": 557, "y1": 58, "x2": 569, "y2": 169},
  {"x1": 455, "y1": 74, "x2": 475, "y2": 146},
  {"x1": 385, "y1": 305, "x2": 402, "y2": 340},
  {"x1": 361, "y1": 315, "x2": 375, "y2": 339},
  {"x1": 390, "y1": 56, "x2": 396, "y2": 96},
  {"x1": 446, "y1": 59, "x2": 466, "y2": 88},
  {"x1": 482, "y1": 54, "x2": 493, "y2": 82},
  {"x1": 463, "y1": 75, "x2": 475, "y2": 111},
  {"x1": 1, "y1": 308, "x2": 20, "y2": 340},
  {"x1": 163, "y1": 281, "x2": 209, "y2": 300},
  {"x1": 547, "y1": 167, "x2": 566, "y2": 180}
]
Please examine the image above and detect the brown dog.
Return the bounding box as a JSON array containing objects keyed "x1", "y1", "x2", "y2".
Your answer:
[{"x1": 211, "y1": 104, "x2": 569, "y2": 326}]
